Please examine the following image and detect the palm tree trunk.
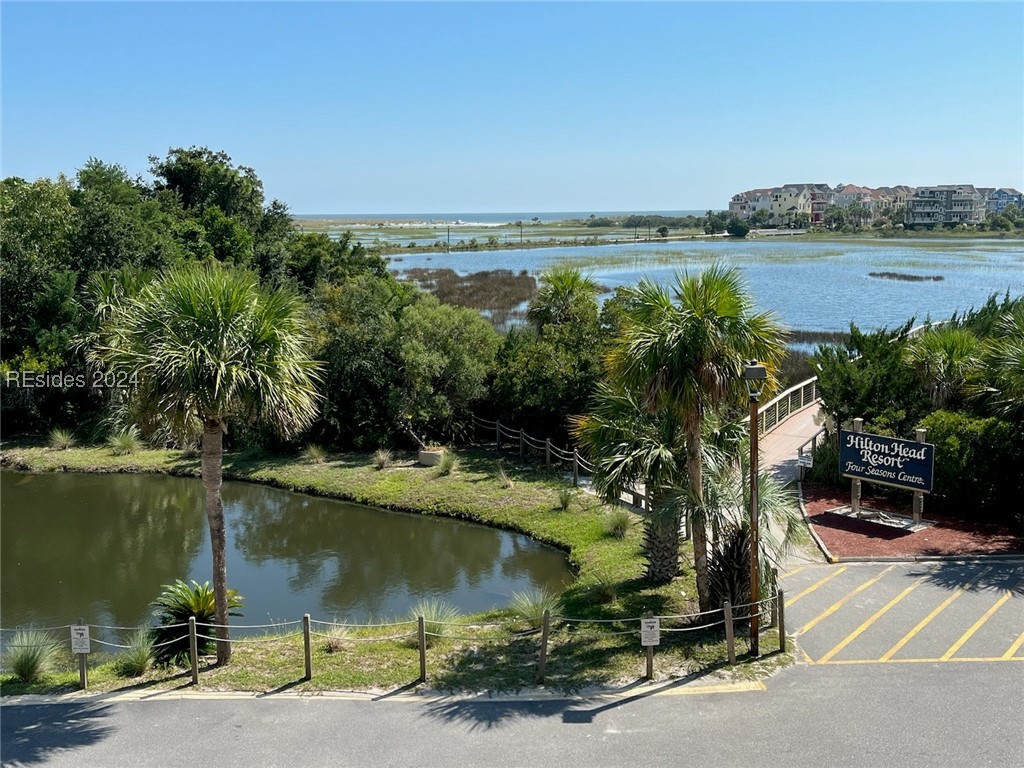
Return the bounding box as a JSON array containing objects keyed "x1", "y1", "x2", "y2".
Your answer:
[
  {"x1": 685, "y1": 422, "x2": 711, "y2": 612},
  {"x1": 644, "y1": 492, "x2": 680, "y2": 583},
  {"x1": 201, "y1": 418, "x2": 231, "y2": 665}
]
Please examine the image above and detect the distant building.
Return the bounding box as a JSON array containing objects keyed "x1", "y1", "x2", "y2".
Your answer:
[
  {"x1": 905, "y1": 185, "x2": 986, "y2": 226},
  {"x1": 985, "y1": 188, "x2": 1023, "y2": 214}
]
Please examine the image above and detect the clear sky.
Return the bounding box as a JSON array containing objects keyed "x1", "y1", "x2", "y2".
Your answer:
[{"x1": 2, "y1": 1, "x2": 1022, "y2": 214}]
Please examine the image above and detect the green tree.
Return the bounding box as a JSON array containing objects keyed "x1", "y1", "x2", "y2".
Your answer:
[
  {"x1": 749, "y1": 208, "x2": 772, "y2": 227},
  {"x1": 592, "y1": 267, "x2": 786, "y2": 603},
  {"x1": 88, "y1": 265, "x2": 321, "y2": 664},
  {"x1": 823, "y1": 205, "x2": 846, "y2": 230},
  {"x1": 726, "y1": 219, "x2": 750, "y2": 238}
]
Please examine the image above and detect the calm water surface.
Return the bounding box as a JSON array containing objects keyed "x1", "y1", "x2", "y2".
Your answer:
[
  {"x1": 392, "y1": 238, "x2": 1024, "y2": 331},
  {"x1": 0, "y1": 472, "x2": 573, "y2": 631}
]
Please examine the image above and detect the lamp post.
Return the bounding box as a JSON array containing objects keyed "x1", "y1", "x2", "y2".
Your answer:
[{"x1": 743, "y1": 360, "x2": 768, "y2": 657}]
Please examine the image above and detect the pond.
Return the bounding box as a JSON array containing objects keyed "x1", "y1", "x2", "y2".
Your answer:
[
  {"x1": 391, "y1": 238, "x2": 1024, "y2": 332},
  {"x1": 0, "y1": 471, "x2": 573, "y2": 633}
]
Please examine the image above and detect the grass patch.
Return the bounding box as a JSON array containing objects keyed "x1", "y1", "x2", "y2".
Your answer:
[{"x1": 0, "y1": 439, "x2": 793, "y2": 695}]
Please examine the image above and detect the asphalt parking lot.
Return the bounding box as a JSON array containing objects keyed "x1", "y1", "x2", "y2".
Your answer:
[{"x1": 781, "y1": 560, "x2": 1024, "y2": 665}]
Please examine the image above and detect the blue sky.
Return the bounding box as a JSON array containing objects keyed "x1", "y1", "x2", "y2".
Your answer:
[{"x1": 3, "y1": 1, "x2": 1022, "y2": 213}]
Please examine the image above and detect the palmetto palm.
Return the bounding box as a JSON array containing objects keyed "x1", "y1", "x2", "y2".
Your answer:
[
  {"x1": 572, "y1": 383, "x2": 688, "y2": 582},
  {"x1": 904, "y1": 325, "x2": 981, "y2": 409},
  {"x1": 602, "y1": 266, "x2": 786, "y2": 610},
  {"x1": 526, "y1": 266, "x2": 599, "y2": 329},
  {"x1": 972, "y1": 308, "x2": 1024, "y2": 422},
  {"x1": 89, "y1": 265, "x2": 321, "y2": 664}
]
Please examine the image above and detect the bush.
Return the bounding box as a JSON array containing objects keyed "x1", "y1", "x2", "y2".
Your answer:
[
  {"x1": 47, "y1": 427, "x2": 76, "y2": 450},
  {"x1": 151, "y1": 580, "x2": 244, "y2": 664},
  {"x1": 510, "y1": 588, "x2": 562, "y2": 628},
  {"x1": 107, "y1": 426, "x2": 142, "y2": 455},
  {"x1": 918, "y1": 410, "x2": 1023, "y2": 525},
  {"x1": 3, "y1": 630, "x2": 60, "y2": 683},
  {"x1": 113, "y1": 630, "x2": 154, "y2": 677}
]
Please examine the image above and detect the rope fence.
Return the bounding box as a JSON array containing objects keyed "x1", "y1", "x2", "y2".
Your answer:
[{"x1": 1, "y1": 592, "x2": 787, "y2": 690}]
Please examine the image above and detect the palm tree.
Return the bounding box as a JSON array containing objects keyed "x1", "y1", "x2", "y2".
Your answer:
[
  {"x1": 89, "y1": 265, "x2": 321, "y2": 664},
  {"x1": 602, "y1": 266, "x2": 786, "y2": 610},
  {"x1": 572, "y1": 383, "x2": 688, "y2": 582},
  {"x1": 904, "y1": 325, "x2": 981, "y2": 409},
  {"x1": 972, "y1": 308, "x2": 1024, "y2": 422},
  {"x1": 526, "y1": 266, "x2": 599, "y2": 330}
]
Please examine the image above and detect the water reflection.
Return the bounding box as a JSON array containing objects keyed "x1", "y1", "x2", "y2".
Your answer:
[{"x1": 0, "y1": 472, "x2": 572, "y2": 629}]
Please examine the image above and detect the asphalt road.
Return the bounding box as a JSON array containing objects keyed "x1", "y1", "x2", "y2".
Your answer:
[
  {"x1": 3, "y1": 560, "x2": 1021, "y2": 768},
  {"x1": 3, "y1": 659, "x2": 1022, "y2": 768}
]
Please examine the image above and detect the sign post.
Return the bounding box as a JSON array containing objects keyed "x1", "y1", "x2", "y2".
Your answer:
[
  {"x1": 70, "y1": 624, "x2": 90, "y2": 690},
  {"x1": 640, "y1": 614, "x2": 660, "y2": 680},
  {"x1": 838, "y1": 422, "x2": 935, "y2": 523}
]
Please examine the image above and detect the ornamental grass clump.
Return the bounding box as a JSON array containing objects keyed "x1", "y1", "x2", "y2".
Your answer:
[
  {"x1": 372, "y1": 448, "x2": 393, "y2": 470},
  {"x1": 3, "y1": 630, "x2": 60, "y2": 684},
  {"x1": 113, "y1": 630, "x2": 155, "y2": 677},
  {"x1": 436, "y1": 450, "x2": 458, "y2": 477},
  {"x1": 406, "y1": 598, "x2": 461, "y2": 648},
  {"x1": 497, "y1": 464, "x2": 514, "y2": 490},
  {"x1": 302, "y1": 443, "x2": 328, "y2": 464},
  {"x1": 107, "y1": 426, "x2": 142, "y2": 456},
  {"x1": 510, "y1": 588, "x2": 562, "y2": 629},
  {"x1": 557, "y1": 488, "x2": 575, "y2": 511},
  {"x1": 605, "y1": 508, "x2": 633, "y2": 539},
  {"x1": 47, "y1": 427, "x2": 76, "y2": 451}
]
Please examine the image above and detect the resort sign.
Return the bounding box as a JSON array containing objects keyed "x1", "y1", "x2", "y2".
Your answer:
[{"x1": 839, "y1": 430, "x2": 935, "y2": 493}]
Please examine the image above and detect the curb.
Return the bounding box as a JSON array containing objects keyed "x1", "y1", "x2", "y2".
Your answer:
[{"x1": 795, "y1": 482, "x2": 1024, "y2": 565}]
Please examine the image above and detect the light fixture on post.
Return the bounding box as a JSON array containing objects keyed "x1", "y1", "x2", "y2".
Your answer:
[{"x1": 743, "y1": 360, "x2": 768, "y2": 657}]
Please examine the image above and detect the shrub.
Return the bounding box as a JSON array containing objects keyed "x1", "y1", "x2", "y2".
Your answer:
[
  {"x1": 3, "y1": 630, "x2": 60, "y2": 683},
  {"x1": 605, "y1": 508, "x2": 633, "y2": 538},
  {"x1": 918, "y1": 410, "x2": 1023, "y2": 525},
  {"x1": 372, "y1": 448, "x2": 393, "y2": 470},
  {"x1": 107, "y1": 426, "x2": 142, "y2": 455},
  {"x1": 406, "y1": 598, "x2": 461, "y2": 648},
  {"x1": 151, "y1": 579, "x2": 244, "y2": 664},
  {"x1": 436, "y1": 450, "x2": 458, "y2": 477},
  {"x1": 47, "y1": 427, "x2": 76, "y2": 450},
  {"x1": 113, "y1": 630, "x2": 154, "y2": 677},
  {"x1": 510, "y1": 588, "x2": 562, "y2": 628},
  {"x1": 302, "y1": 444, "x2": 328, "y2": 464}
]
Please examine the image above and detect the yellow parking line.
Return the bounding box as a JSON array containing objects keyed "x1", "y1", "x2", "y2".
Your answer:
[
  {"x1": 942, "y1": 578, "x2": 1024, "y2": 661},
  {"x1": 797, "y1": 566, "x2": 895, "y2": 636},
  {"x1": 824, "y1": 656, "x2": 1024, "y2": 666},
  {"x1": 785, "y1": 566, "x2": 849, "y2": 607},
  {"x1": 879, "y1": 567, "x2": 993, "y2": 662},
  {"x1": 1002, "y1": 629, "x2": 1024, "y2": 660},
  {"x1": 817, "y1": 576, "x2": 926, "y2": 664}
]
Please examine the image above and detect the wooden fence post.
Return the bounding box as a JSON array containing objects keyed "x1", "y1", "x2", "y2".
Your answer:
[
  {"x1": 303, "y1": 614, "x2": 312, "y2": 681},
  {"x1": 545, "y1": 439, "x2": 551, "y2": 469},
  {"x1": 496, "y1": 420, "x2": 501, "y2": 449},
  {"x1": 778, "y1": 590, "x2": 787, "y2": 653},
  {"x1": 572, "y1": 450, "x2": 579, "y2": 487},
  {"x1": 724, "y1": 602, "x2": 736, "y2": 665},
  {"x1": 519, "y1": 429, "x2": 525, "y2": 456},
  {"x1": 537, "y1": 609, "x2": 551, "y2": 684},
  {"x1": 417, "y1": 616, "x2": 427, "y2": 683},
  {"x1": 769, "y1": 569, "x2": 779, "y2": 628},
  {"x1": 189, "y1": 616, "x2": 199, "y2": 685}
]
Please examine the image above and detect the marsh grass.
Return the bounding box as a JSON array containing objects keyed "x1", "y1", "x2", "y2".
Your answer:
[{"x1": 604, "y1": 508, "x2": 634, "y2": 539}]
